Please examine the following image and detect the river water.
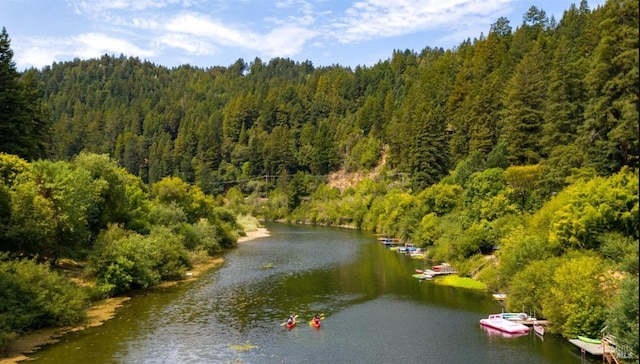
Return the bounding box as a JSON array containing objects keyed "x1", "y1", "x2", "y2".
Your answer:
[{"x1": 29, "y1": 223, "x2": 597, "y2": 363}]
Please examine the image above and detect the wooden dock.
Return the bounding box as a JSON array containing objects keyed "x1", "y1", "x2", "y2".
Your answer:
[
  {"x1": 419, "y1": 268, "x2": 457, "y2": 277},
  {"x1": 378, "y1": 237, "x2": 401, "y2": 245},
  {"x1": 569, "y1": 339, "x2": 611, "y2": 356},
  {"x1": 513, "y1": 319, "x2": 549, "y2": 326}
]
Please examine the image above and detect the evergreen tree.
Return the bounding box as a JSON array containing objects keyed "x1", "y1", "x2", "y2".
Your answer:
[
  {"x1": 501, "y1": 39, "x2": 548, "y2": 165},
  {"x1": 580, "y1": 0, "x2": 639, "y2": 173},
  {"x1": 541, "y1": 36, "x2": 585, "y2": 155},
  {"x1": 0, "y1": 28, "x2": 50, "y2": 160},
  {"x1": 410, "y1": 103, "x2": 450, "y2": 190}
]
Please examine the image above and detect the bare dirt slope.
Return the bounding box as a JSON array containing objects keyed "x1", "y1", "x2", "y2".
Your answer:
[{"x1": 327, "y1": 149, "x2": 387, "y2": 192}]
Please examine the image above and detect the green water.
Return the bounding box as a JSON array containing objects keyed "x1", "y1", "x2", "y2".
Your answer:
[{"x1": 27, "y1": 223, "x2": 598, "y2": 363}]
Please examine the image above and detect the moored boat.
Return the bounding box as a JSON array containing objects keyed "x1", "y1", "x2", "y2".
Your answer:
[
  {"x1": 397, "y1": 244, "x2": 416, "y2": 253},
  {"x1": 500, "y1": 312, "x2": 529, "y2": 321},
  {"x1": 533, "y1": 321, "x2": 544, "y2": 336},
  {"x1": 492, "y1": 293, "x2": 507, "y2": 301},
  {"x1": 432, "y1": 263, "x2": 451, "y2": 271},
  {"x1": 480, "y1": 314, "x2": 530, "y2": 334},
  {"x1": 412, "y1": 272, "x2": 433, "y2": 280},
  {"x1": 480, "y1": 324, "x2": 529, "y2": 339}
]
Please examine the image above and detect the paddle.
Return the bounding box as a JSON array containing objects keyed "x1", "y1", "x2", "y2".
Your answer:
[{"x1": 280, "y1": 314, "x2": 298, "y2": 326}]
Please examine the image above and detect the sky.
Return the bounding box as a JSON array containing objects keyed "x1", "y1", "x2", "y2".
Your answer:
[{"x1": 1, "y1": 0, "x2": 606, "y2": 71}]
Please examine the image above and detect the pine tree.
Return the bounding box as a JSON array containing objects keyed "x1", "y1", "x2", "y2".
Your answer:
[
  {"x1": 0, "y1": 27, "x2": 50, "y2": 160},
  {"x1": 580, "y1": 0, "x2": 639, "y2": 173},
  {"x1": 501, "y1": 39, "x2": 549, "y2": 165}
]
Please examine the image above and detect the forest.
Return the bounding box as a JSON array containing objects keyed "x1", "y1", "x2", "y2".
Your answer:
[{"x1": 0, "y1": 0, "x2": 638, "y2": 358}]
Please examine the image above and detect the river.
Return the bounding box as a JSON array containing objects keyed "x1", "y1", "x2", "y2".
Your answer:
[{"x1": 28, "y1": 222, "x2": 598, "y2": 363}]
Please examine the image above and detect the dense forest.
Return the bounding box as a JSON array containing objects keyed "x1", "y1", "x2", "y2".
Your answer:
[{"x1": 1, "y1": 0, "x2": 638, "y2": 359}]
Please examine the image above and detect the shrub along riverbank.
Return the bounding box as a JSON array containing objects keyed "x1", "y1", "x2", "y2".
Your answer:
[{"x1": 0, "y1": 227, "x2": 267, "y2": 363}]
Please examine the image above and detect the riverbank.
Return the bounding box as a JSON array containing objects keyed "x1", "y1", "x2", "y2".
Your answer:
[{"x1": 0, "y1": 227, "x2": 271, "y2": 364}]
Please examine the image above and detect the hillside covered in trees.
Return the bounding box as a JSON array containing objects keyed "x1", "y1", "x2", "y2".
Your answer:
[{"x1": 0, "y1": 0, "x2": 638, "y2": 359}]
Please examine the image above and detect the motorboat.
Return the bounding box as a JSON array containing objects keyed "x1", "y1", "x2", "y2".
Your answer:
[{"x1": 480, "y1": 314, "x2": 530, "y2": 334}]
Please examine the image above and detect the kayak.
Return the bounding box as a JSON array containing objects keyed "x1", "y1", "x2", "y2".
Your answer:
[
  {"x1": 578, "y1": 336, "x2": 601, "y2": 344},
  {"x1": 286, "y1": 321, "x2": 296, "y2": 329},
  {"x1": 310, "y1": 320, "x2": 321, "y2": 329}
]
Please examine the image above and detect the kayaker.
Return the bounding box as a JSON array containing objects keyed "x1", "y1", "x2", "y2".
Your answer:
[
  {"x1": 312, "y1": 315, "x2": 320, "y2": 325},
  {"x1": 287, "y1": 315, "x2": 295, "y2": 325}
]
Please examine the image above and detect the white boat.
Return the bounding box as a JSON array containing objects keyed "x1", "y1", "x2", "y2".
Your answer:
[
  {"x1": 480, "y1": 314, "x2": 530, "y2": 334},
  {"x1": 492, "y1": 293, "x2": 507, "y2": 301},
  {"x1": 480, "y1": 324, "x2": 529, "y2": 339},
  {"x1": 500, "y1": 312, "x2": 529, "y2": 321},
  {"x1": 533, "y1": 321, "x2": 545, "y2": 336}
]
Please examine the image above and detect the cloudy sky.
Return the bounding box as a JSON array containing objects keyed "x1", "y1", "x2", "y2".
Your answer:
[{"x1": 1, "y1": 0, "x2": 606, "y2": 71}]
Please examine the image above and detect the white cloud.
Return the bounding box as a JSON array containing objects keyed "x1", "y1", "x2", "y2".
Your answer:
[
  {"x1": 72, "y1": 33, "x2": 155, "y2": 59},
  {"x1": 165, "y1": 12, "x2": 247, "y2": 45},
  {"x1": 330, "y1": 0, "x2": 513, "y2": 43},
  {"x1": 162, "y1": 12, "x2": 317, "y2": 59},
  {"x1": 12, "y1": 33, "x2": 153, "y2": 69},
  {"x1": 71, "y1": 0, "x2": 183, "y2": 14},
  {"x1": 156, "y1": 33, "x2": 216, "y2": 55},
  {"x1": 259, "y1": 25, "x2": 318, "y2": 57},
  {"x1": 15, "y1": 45, "x2": 58, "y2": 70}
]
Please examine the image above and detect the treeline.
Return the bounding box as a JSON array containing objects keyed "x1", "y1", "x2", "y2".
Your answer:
[
  {"x1": 0, "y1": 152, "x2": 252, "y2": 353},
  {"x1": 16, "y1": 0, "x2": 637, "y2": 195}
]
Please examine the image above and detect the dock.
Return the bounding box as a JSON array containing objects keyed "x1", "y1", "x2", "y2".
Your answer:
[
  {"x1": 512, "y1": 319, "x2": 549, "y2": 326},
  {"x1": 569, "y1": 339, "x2": 611, "y2": 356},
  {"x1": 417, "y1": 268, "x2": 457, "y2": 277},
  {"x1": 378, "y1": 237, "x2": 401, "y2": 245}
]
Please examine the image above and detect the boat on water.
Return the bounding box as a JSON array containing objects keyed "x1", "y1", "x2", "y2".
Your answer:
[
  {"x1": 397, "y1": 244, "x2": 417, "y2": 253},
  {"x1": 500, "y1": 312, "x2": 530, "y2": 321},
  {"x1": 480, "y1": 324, "x2": 529, "y2": 338},
  {"x1": 492, "y1": 293, "x2": 507, "y2": 301},
  {"x1": 533, "y1": 321, "x2": 544, "y2": 336},
  {"x1": 480, "y1": 314, "x2": 530, "y2": 334},
  {"x1": 412, "y1": 272, "x2": 433, "y2": 280}
]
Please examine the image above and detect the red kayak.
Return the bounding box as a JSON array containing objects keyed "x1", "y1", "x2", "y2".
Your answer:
[
  {"x1": 310, "y1": 319, "x2": 321, "y2": 329},
  {"x1": 286, "y1": 320, "x2": 296, "y2": 329}
]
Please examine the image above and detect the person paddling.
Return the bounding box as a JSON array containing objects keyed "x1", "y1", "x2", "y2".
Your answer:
[{"x1": 287, "y1": 315, "x2": 296, "y2": 326}]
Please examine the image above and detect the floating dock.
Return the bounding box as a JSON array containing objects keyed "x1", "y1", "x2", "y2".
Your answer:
[
  {"x1": 512, "y1": 319, "x2": 549, "y2": 326},
  {"x1": 378, "y1": 237, "x2": 401, "y2": 245}
]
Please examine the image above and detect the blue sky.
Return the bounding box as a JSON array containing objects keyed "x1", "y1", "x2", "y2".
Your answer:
[{"x1": 1, "y1": 0, "x2": 606, "y2": 71}]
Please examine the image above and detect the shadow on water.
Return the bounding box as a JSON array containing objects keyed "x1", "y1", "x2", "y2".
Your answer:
[{"x1": 28, "y1": 222, "x2": 600, "y2": 363}]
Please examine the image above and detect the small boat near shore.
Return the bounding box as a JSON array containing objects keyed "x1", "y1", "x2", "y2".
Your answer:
[
  {"x1": 480, "y1": 324, "x2": 529, "y2": 339},
  {"x1": 412, "y1": 272, "x2": 433, "y2": 280},
  {"x1": 500, "y1": 312, "x2": 530, "y2": 321},
  {"x1": 492, "y1": 293, "x2": 507, "y2": 301},
  {"x1": 533, "y1": 321, "x2": 544, "y2": 336},
  {"x1": 480, "y1": 314, "x2": 530, "y2": 334}
]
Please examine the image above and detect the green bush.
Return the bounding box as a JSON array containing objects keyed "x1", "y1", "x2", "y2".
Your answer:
[
  {"x1": 88, "y1": 225, "x2": 191, "y2": 296},
  {"x1": 0, "y1": 256, "x2": 88, "y2": 353}
]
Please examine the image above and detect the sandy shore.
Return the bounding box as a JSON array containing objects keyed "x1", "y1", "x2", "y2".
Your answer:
[
  {"x1": 0, "y1": 227, "x2": 271, "y2": 363},
  {"x1": 238, "y1": 227, "x2": 270, "y2": 243}
]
